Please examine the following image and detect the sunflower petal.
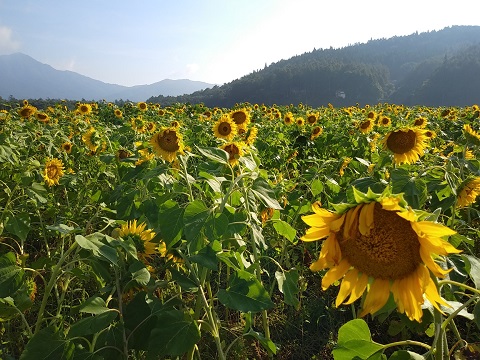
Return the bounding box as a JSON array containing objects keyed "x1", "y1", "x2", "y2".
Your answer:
[
  {"x1": 359, "y1": 278, "x2": 391, "y2": 317},
  {"x1": 335, "y1": 269, "x2": 360, "y2": 307},
  {"x1": 321, "y1": 258, "x2": 351, "y2": 290},
  {"x1": 412, "y1": 221, "x2": 456, "y2": 238}
]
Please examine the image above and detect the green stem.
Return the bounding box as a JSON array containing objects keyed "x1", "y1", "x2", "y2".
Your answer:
[
  {"x1": 34, "y1": 241, "x2": 78, "y2": 334},
  {"x1": 114, "y1": 267, "x2": 129, "y2": 359},
  {"x1": 437, "y1": 279, "x2": 480, "y2": 295},
  {"x1": 381, "y1": 339, "x2": 431, "y2": 352}
]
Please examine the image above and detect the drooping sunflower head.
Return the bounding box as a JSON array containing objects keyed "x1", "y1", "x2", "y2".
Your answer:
[
  {"x1": 456, "y1": 177, "x2": 480, "y2": 208},
  {"x1": 464, "y1": 124, "x2": 480, "y2": 144},
  {"x1": 78, "y1": 103, "x2": 92, "y2": 116},
  {"x1": 301, "y1": 187, "x2": 460, "y2": 322},
  {"x1": 43, "y1": 158, "x2": 65, "y2": 186},
  {"x1": 213, "y1": 115, "x2": 237, "y2": 141},
  {"x1": 150, "y1": 127, "x2": 184, "y2": 163},
  {"x1": 118, "y1": 220, "x2": 157, "y2": 262},
  {"x1": 229, "y1": 108, "x2": 250, "y2": 129},
  {"x1": 82, "y1": 127, "x2": 100, "y2": 152},
  {"x1": 382, "y1": 127, "x2": 428, "y2": 165},
  {"x1": 18, "y1": 104, "x2": 37, "y2": 119},
  {"x1": 221, "y1": 141, "x2": 246, "y2": 167},
  {"x1": 35, "y1": 112, "x2": 50, "y2": 123}
]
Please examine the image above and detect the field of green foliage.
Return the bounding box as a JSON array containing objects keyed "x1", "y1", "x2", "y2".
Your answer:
[{"x1": 0, "y1": 100, "x2": 479, "y2": 359}]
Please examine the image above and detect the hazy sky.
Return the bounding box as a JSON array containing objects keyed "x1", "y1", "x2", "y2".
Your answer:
[{"x1": 0, "y1": 0, "x2": 478, "y2": 87}]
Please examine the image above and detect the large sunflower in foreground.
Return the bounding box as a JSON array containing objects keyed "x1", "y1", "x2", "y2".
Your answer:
[
  {"x1": 301, "y1": 188, "x2": 460, "y2": 322},
  {"x1": 43, "y1": 158, "x2": 65, "y2": 186},
  {"x1": 213, "y1": 115, "x2": 237, "y2": 141},
  {"x1": 118, "y1": 220, "x2": 157, "y2": 262},
  {"x1": 150, "y1": 127, "x2": 184, "y2": 162},
  {"x1": 457, "y1": 177, "x2": 480, "y2": 208},
  {"x1": 382, "y1": 127, "x2": 428, "y2": 165}
]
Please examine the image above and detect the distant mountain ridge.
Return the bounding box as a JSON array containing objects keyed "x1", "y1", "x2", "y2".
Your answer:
[
  {"x1": 0, "y1": 53, "x2": 215, "y2": 101},
  {"x1": 148, "y1": 25, "x2": 480, "y2": 107}
]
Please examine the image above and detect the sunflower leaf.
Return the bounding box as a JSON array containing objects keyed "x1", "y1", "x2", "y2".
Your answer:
[
  {"x1": 333, "y1": 319, "x2": 384, "y2": 360},
  {"x1": 196, "y1": 146, "x2": 229, "y2": 164}
]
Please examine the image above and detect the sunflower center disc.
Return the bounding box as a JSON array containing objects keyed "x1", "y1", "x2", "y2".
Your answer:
[
  {"x1": 339, "y1": 203, "x2": 421, "y2": 280},
  {"x1": 220, "y1": 122, "x2": 231, "y2": 135},
  {"x1": 232, "y1": 112, "x2": 246, "y2": 124},
  {"x1": 47, "y1": 165, "x2": 58, "y2": 178},
  {"x1": 159, "y1": 131, "x2": 180, "y2": 152},
  {"x1": 386, "y1": 130, "x2": 417, "y2": 154}
]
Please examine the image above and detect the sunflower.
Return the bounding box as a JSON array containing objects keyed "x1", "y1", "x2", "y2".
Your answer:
[
  {"x1": 414, "y1": 117, "x2": 428, "y2": 128},
  {"x1": 306, "y1": 112, "x2": 319, "y2": 125},
  {"x1": 456, "y1": 177, "x2": 480, "y2": 208},
  {"x1": 213, "y1": 115, "x2": 237, "y2": 141},
  {"x1": 301, "y1": 187, "x2": 460, "y2": 322},
  {"x1": 35, "y1": 112, "x2": 50, "y2": 123},
  {"x1": 424, "y1": 130, "x2": 436, "y2": 139},
  {"x1": 296, "y1": 117, "x2": 305, "y2": 126},
  {"x1": 339, "y1": 157, "x2": 351, "y2": 177},
  {"x1": 18, "y1": 105, "x2": 37, "y2": 119},
  {"x1": 43, "y1": 158, "x2": 65, "y2": 186},
  {"x1": 366, "y1": 111, "x2": 376, "y2": 120},
  {"x1": 221, "y1": 142, "x2": 246, "y2": 167},
  {"x1": 78, "y1": 103, "x2": 92, "y2": 116},
  {"x1": 137, "y1": 102, "x2": 148, "y2": 111},
  {"x1": 382, "y1": 127, "x2": 428, "y2": 165},
  {"x1": 464, "y1": 124, "x2": 480, "y2": 143},
  {"x1": 118, "y1": 220, "x2": 157, "y2": 262},
  {"x1": 284, "y1": 112, "x2": 294, "y2": 125},
  {"x1": 229, "y1": 108, "x2": 250, "y2": 130},
  {"x1": 378, "y1": 116, "x2": 391, "y2": 127},
  {"x1": 114, "y1": 109, "x2": 123, "y2": 118},
  {"x1": 61, "y1": 142, "x2": 73, "y2": 154},
  {"x1": 150, "y1": 127, "x2": 184, "y2": 162},
  {"x1": 135, "y1": 148, "x2": 155, "y2": 166},
  {"x1": 245, "y1": 126, "x2": 258, "y2": 145},
  {"x1": 310, "y1": 126, "x2": 323, "y2": 140},
  {"x1": 146, "y1": 121, "x2": 157, "y2": 133},
  {"x1": 131, "y1": 116, "x2": 146, "y2": 133},
  {"x1": 359, "y1": 119, "x2": 374, "y2": 134},
  {"x1": 82, "y1": 127, "x2": 100, "y2": 152}
]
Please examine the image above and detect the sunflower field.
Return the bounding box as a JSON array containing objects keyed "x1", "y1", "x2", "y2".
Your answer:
[{"x1": 0, "y1": 99, "x2": 479, "y2": 360}]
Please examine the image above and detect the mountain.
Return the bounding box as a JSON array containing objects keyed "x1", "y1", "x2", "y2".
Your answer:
[
  {"x1": 148, "y1": 25, "x2": 480, "y2": 107},
  {"x1": 0, "y1": 53, "x2": 215, "y2": 101}
]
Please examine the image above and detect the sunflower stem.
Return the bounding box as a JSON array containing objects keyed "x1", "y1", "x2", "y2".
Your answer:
[{"x1": 380, "y1": 339, "x2": 431, "y2": 352}]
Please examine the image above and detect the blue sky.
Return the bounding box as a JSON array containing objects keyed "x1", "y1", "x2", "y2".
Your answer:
[{"x1": 0, "y1": 0, "x2": 478, "y2": 87}]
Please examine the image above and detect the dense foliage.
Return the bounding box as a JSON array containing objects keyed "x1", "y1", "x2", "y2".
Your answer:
[{"x1": 0, "y1": 99, "x2": 479, "y2": 359}]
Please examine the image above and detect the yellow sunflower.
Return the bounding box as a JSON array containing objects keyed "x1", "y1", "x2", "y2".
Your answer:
[
  {"x1": 229, "y1": 108, "x2": 251, "y2": 130},
  {"x1": 310, "y1": 126, "x2": 323, "y2": 140},
  {"x1": 118, "y1": 220, "x2": 157, "y2": 262},
  {"x1": 378, "y1": 116, "x2": 391, "y2": 127},
  {"x1": 150, "y1": 127, "x2": 184, "y2": 162},
  {"x1": 78, "y1": 103, "x2": 92, "y2": 116},
  {"x1": 245, "y1": 126, "x2": 258, "y2": 145},
  {"x1": 43, "y1": 158, "x2": 65, "y2": 186},
  {"x1": 131, "y1": 116, "x2": 146, "y2": 133},
  {"x1": 464, "y1": 124, "x2": 480, "y2": 143},
  {"x1": 359, "y1": 119, "x2": 374, "y2": 134},
  {"x1": 35, "y1": 112, "x2": 50, "y2": 123},
  {"x1": 284, "y1": 112, "x2": 294, "y2": 125},
  {"x1": 456, "y1": 177, "x2": 480, "y2": 208},
  {"x1": 61, "y1": 142, "x2": 73, "y2": 154},
  {"x1": 82, "y1": 127, "x2": 100, "y2": 152},
  {"x1": 413, "y1": 117, "x2": 428, "y2": 128},
  {"x1": 213, "y1": 115, "x2": 237, "y2": 141},
  {"x1": 137, "y1": 102, "x2": 148, "y2": 111},
  {"x1": 135, "y1": 148, "x2": 155, "y2": 166},
  {"x1": 114, "y1": 109, "x2": 123, "y2": 118},
  {"x1": 306, "y1": 112, "x2": 319, "y2": 125},
  {"x1": 301, "y1": 188, "x2": 460, "y2": 322},
  {"x1": 382, "y1": 127, "x2": 428, "y2": 165},
  {"x1": 18, "y1": 105, "x2": 37, "y2": 119},
  {"x1": 221, "y1": 142, "x2": 246, "y2": 167}
]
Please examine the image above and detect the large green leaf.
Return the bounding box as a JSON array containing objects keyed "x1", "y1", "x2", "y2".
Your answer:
[
  {"x1": 68, "y1": 311, "x2": 118, "y2": 337},
  {"x1": 5, "y1": 213, "x2": 30, "y2": 242},
  {"x1": 183, "y1": 200, "x2": 209, "y2": 252},
  {"x1": 464, "y1": 254, "x2": 480, "y2": 290},
  {"x1": 391, "y1": 169, "x2": 427, "y2": 208},
  {"x1": 124, "y1": 292, "x2": 158, "y2": 350},
  {"x1": 77, "y1": 296, "x2": 110, "y2": 315},
  {"x1": 157, "y1": 206, "x2": 184, "y2": 248},
  {"x1": 0, "y1": 252, "x2": 24, "y2": 298},
  {"x1": 148, "y1": 309, "x2": 200, "y2": 356},
  {"x1": 218, "y1": 269, "x2": 274, "y2": 313},
  {"x1": 275, "y1": 269, "x2": 300, "y2": 308},
  {"x1": 204, "y1": 212, "x2": 229, "y2": 241},
  {"x1": 196, "y1": 146, "x2": 229, "y2": 164},
  {"x1": 20, "y1": 326, "x2": 75, "y2": 360},
  {"x1": 250, "y1": 177, "x2": 282, "y2": 209},
  {"x1": 189, "y1": 244, "x2": 219, "y2": 270},
  {"x1": 332, "y1": 319, "x2": 384, "y2": 360},
  {"x1": 75, "y1": 234, "x2": 118, "y2": 265},
  {"x1": 273, "y1": 220, "x2": 296, "y2": 243}
]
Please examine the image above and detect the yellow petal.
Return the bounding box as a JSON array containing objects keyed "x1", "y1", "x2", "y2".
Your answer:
[
  {"x1": 359, "y1": 278, "x2": 391, "y2": 317},
  {"x1": 412, "y1": 221, "x2": 456, "y2": 238},
  {"x1": 419, "y1": 235, "x2": 462, "y2": 255},
  {"x1": 380, "y1": 196, "x2": 403, "y2": 211},
  {"x1": 420, "y1": 246, "x2": 450, "y2": 277},
  {"x1": 345, "y1": 272, "x2": 369, "y2": 305},
  {"x1": 424, "y1": 274, "x2": 448, "y2": 314},
  {"x1": 321, "y1": 258, "x2": 351, "y2": 290},
  {"x1": 358, "y1": 202, "x2": 375, "y2": 236},
  {"x1": 343, "y1": 205, "x2": 362, "y2": 241},
  {"x1": 335, "y1": 269, "x2": 359, "y2": 307},
  {"x1": 302, "y1": 213, "x2": 328, "y2": 227},
  {"x1": 301, "y1": 227, "x2": 330, "y2": 241}
]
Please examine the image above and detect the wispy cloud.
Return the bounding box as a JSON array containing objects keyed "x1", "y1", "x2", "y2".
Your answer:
[{"x1": 0, "y1": 25, "x2": 21, "y2": 54}]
